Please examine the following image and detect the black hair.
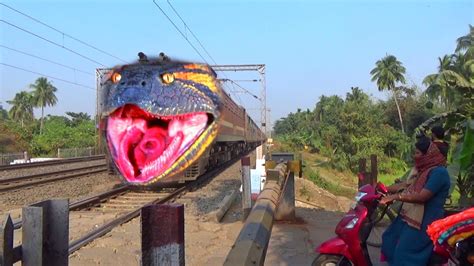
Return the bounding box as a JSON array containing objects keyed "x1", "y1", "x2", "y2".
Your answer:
[
  {"x1": 415, "y1": 136, "x2": 431, "y2": 154},
  {"x1": 431, "y1": 125, "x2": 445, "y2": 140}
]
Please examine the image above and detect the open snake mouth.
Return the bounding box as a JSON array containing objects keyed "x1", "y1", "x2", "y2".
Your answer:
[{"x1": 106, "y1": 104, "x2": 214, "y2": 183}]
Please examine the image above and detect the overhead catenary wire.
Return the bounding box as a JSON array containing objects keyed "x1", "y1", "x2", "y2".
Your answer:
[
  {"x1": 152, "y1": 0, "x2": 209, "y2": 64},
  {"x1": 0, "y1": 3, "x2": 127, "y2": 63},
  {"x1": 153, "y1": 0, "x2": 257, "y2": 106},
  {"x1": 165, "y1": 0, "x2": 218, "y2": 66},
  {"x1": 163, "y1": 0, "x2": 234, "y2": 82},
  {"x1": 1, "y1": 63, "x2": 95, "y2": 90},
  {"x1": 0, "y1": 19, "x2": 106, "y2": 67},
  {"x1": 153, "y1": 0, "x2": 262, "y2": 125},
  {"x1": 0, "y1": 44, "x2": 94, "y2": 76}
]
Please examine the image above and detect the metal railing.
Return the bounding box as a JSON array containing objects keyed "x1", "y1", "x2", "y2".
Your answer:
[{"x1": 0, "y1": 152, "x2": 27, "y2": 166}]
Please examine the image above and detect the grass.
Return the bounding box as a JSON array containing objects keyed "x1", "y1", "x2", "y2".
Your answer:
[
  {"x1": 378, "y1": 171, "x2": 407, "y2": 186},
  {"x1": 296, "y1": 149, "x2": 463, "y2": 205},
  {"x1": 378, "y1": 169, "x2": 461, "y2": 206},
  {"x1": 305, "y1": 167, "x2": 356, "y2": 198}
]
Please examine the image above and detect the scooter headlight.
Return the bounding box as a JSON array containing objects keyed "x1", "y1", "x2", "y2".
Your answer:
[
  {"x1": 354, "y1": 192, "x2": 367, "y2": 202},
  {"x1": 345, "y1": 217, "x2": 359, "y2": 229}
]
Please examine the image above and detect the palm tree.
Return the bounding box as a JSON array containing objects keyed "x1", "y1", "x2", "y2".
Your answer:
[
  {"x1": 423, "y1": 55, "x2": 456, "y2": 110},
  {"x1": 7, "y1": 91, "x2": 34, "y2": 127},
  {"x1": 370, "y1": 54, "x2": 407, "y2": 133},
  {"x1": 30, "y1": 77, "x2": 58, "y2": 134},
  {"x1": 456, "y1": 24, "x2": 473, "y2": 57}
]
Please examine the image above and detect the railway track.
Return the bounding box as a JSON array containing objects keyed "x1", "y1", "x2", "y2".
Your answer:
[
  {"x1": 0, "y1": 155, "x2": 105, "y2": 171},
  {"x1": 10, "y1": 153, "x2": 242, "y2": 256},
  {"x1": 0, "y1": 164, "x2": 108, "y2": 192},
  {"x1": 68, "y1": 155, "x2": 238, "y2": 254}
]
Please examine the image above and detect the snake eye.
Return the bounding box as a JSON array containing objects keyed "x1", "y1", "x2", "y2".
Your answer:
[
  {"x1": 161, "y1": 73, "x2": 175, "y2": 84},
  {"x1": 111, "y1": 72, "x2": 122, "y2": 83}
]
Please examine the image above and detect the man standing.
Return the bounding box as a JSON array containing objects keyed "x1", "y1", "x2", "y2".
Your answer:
[{"x1": 431, "y1": 126, "x2": 449, "y2": 158}]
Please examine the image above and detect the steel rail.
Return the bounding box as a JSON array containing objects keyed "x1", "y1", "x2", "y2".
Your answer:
[
  {"x1": 0, "y1": 164, "x2": 107, "y2": 183},
  {"x1": 68, "y1": 155, "x2": 243, "y2": 254},
  {"x1": 0, "y1": 155, "x2": 105, "y2": 170},
  {"x1": 0, "y1": 166, "x2": 107, "y2": 193},
  {"x1": 13, "y1": 185, "x2": 131, "y2": 229}
]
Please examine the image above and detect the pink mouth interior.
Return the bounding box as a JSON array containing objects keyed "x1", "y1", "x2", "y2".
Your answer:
[{"x1": 107, "y1": 105, "x2": 210, "y2": 183}]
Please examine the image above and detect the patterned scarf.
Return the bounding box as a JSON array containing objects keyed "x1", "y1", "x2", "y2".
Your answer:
[{"x1": 400, "y1": 142, "x2": 447, "y2": 229}]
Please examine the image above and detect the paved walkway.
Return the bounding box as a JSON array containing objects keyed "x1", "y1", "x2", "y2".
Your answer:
[{"x1": 265, "y1": 204, "x2": 386, "y2": 266}]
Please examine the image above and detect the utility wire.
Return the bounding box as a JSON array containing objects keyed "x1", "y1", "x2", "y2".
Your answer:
[
  {"x1": 0, "y1": 3, "x2": 127, "y2": 63},
  {"x1": 0, "y1": 45, "x2": 94, "y2": 76},
  {"x1": 153, "y1": 1, "x2": 259, "y2": 111},
  {"x1": 165, "y1": 0, "x2": 218, "y2": 65},
  {"x1": 152, "y1": 0, "x2": 208, "y2": 64},
  {"x1": 156, "y1": 1, "x2": 252, "y2": 103},
  {"x1": 1, "y1": 63, "x2": 95, "y2": 90},
  {"x1": 164, "y1": 0, "x2": 233, "y2": 90},
  {"x1": 220, "y1": 79, "x2": 260, "y2": 100},
  {"x1": 0, "y1": 19, "x2": 106, "y2": 67}
]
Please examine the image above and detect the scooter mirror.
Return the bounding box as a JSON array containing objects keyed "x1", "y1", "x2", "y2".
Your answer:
[{"x1": 377, "y1": 182, "x2": 388, "y2": 194}]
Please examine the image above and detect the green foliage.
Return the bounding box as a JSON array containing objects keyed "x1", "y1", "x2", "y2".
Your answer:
[
  {"x1": 459, "y1": 120, "x2": 474, "y2": 171},
  {"x1": 3, "y1": 111, "x2": 96, "y2": 157},
  {"x1": 30, "y1": 77, "x2": 58, "y2": 134},
  {"x1": 419, "y1": 25, "x2": 474, "y2": 206},
  {"x1": 7, "y1": 91, "x2": 35, "y2": 127},
  {"x1": 370, "y1": 54, "x2": 407, "y2": 133},
  {"x1": 0, "y1": 121, "x2": 31, "y2": 153},
  {"x1": 66, "y1": 112, "x2": 92, "y2": 127},
  {"x1": 306, "y1": 167, "x2": 355, "y2": 197},
  {"x1": 0, "y1": 104, "x2": 8, "y2": 120},
  {"x1": 30, "y1": 115, "x2": 96, "y2": 156},
  {"x1": 274, "y1": 87, "x2": 410, "y2": 175}
]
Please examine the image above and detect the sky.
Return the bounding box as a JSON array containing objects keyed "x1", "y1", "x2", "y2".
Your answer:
[{"x1": 0, "y1": 0, "x2": 472, "y2": 129}]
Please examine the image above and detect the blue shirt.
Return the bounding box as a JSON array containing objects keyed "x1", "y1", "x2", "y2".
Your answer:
[{"x1": 422, "y1": 166, "x2": 451, "y2": 228}]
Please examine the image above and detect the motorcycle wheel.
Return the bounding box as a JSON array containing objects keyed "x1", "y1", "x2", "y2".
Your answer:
[{"x1": 312, "y1": 254, "x2": 351, "y2": 266}]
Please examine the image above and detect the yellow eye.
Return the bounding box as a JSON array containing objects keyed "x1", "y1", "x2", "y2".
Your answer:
[
  {"x1": 111, "y1": 72, "x2": 122, "y2": 83},
  {"x1": 161, "y1": 73, "x2": 175, "y2": 84}
]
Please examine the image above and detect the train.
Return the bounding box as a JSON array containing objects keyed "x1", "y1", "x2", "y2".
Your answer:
[{"x1": 97, "y1": 53, "x2": 266, "y2": 187}]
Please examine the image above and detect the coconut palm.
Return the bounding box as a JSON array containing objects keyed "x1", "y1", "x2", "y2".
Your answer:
[
  {"x1": 6, "y1": 91, "x2": 34, "y2": 127},
  {"x1": 456, "y1": 24, "x2": 473, "y2": 57},
  {"x1": 30, "y1": 77, "x2": 58, "y2": 134},
  {"x1": 423, "y1": 55, "x2": 457, "y2": 110},
  {"x1": 370, "y1": 54, "x2": 407, "y2": 133}
]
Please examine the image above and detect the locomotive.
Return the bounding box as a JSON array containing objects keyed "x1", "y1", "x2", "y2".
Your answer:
[{"x1": 97, "y1": 53, "x2": 265, "y2": 187}]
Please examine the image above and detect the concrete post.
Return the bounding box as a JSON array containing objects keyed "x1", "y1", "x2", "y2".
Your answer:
[
  {"x1": 256, "y1": 145, "x2": 263, "y2": 160},
  {"x1": 1, "y1": 215, "x2": 13, "y2": 266},
  {"x1": 241, "y1": 156, "x2": 252, "y2": 220},
  {"x1": 22, "y1": 199, "x2": 69, "y2": 266},
  {"x1": 141, "y1": 204, "x2": 185, "y2": 266},
  {"x1": 275, "y1": 172, "x2": 295, "y2": 221}
]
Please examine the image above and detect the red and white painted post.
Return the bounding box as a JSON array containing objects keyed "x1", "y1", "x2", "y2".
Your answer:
[
  {"x1": 141, "y1": 204, "x2": 185, "y2": 266},
  {"x1": 241, "y1": 156, "x2": 252, "y2": 220}
]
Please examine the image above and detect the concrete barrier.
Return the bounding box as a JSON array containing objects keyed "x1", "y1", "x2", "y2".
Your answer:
[{"x1": 224, "y1": 162, "x2": 292, "y2": 266}]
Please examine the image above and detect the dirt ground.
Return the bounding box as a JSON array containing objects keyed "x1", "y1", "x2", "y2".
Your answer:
[
  {"x1": 67, "y1": 162, "x2": 367, "y2": 266},
  {"x1": 4, "y1": 151, "x2": 375, "y2": 265}
]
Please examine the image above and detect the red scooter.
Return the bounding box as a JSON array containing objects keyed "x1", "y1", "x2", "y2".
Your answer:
[
  {"x1": 313, "y1": 182, "x2": 388, "y2": 266},
  {"x1": 313, "y1": 182, "x2": 455, "y2": 266}
]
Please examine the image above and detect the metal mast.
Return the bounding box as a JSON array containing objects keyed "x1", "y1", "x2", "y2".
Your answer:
[{"x1": 211, "y1": 64, "x2": 267, "y2": 136}]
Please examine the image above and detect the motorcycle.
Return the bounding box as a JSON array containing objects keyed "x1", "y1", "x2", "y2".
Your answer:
[{"x1": 312, "y1": 182, "x2": 472, "y2": 266}]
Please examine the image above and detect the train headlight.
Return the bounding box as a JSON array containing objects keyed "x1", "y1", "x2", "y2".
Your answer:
[{"x1": 111, "y1": 72, "x2": 122, "y2": 83}]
